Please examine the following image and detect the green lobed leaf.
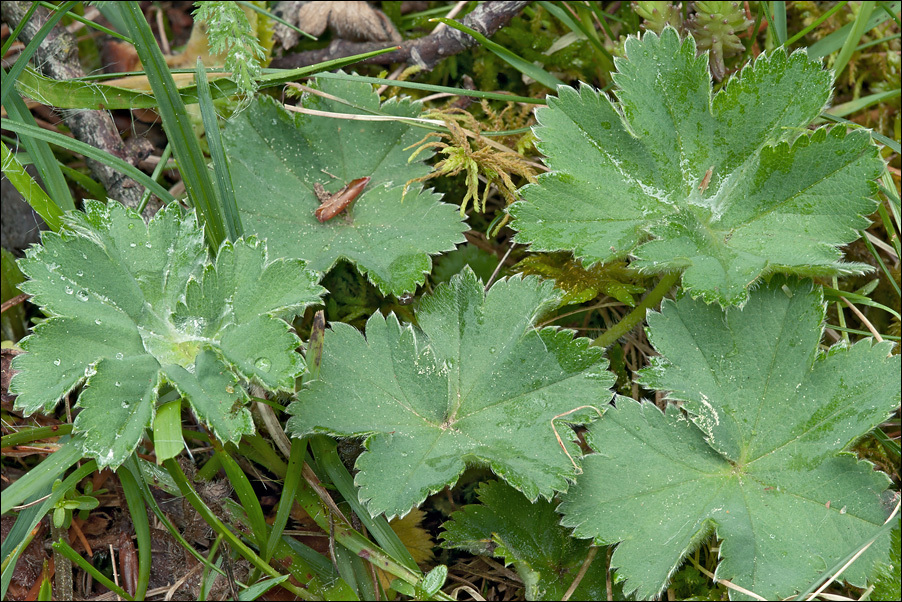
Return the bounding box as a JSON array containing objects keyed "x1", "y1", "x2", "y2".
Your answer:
[
  {"x1": 10, "y1": 201, "x2": 324, "y2": 468},
  {"x1": 287, "y1": 268, "x2": 614, "y2": 518},
  {"x1": 558, "y1": 277, "x2": 901, "y2": 600},
  {"x1": 509, "y1": 27, "x2": 883, "y2": 306},
  {"x1": 222, "y1": 79, "x2": 468, "y2": 296},
  {"x1": 441, "y1": 480, "x2": 619, "y2": 601}
]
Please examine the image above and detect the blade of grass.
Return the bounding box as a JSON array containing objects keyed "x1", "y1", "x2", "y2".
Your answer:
[
  {"x1": 53, "y1": 540, "x2": 134, "y2": 601},
  {"x1": 262, "y1": 437, "x2": 305, "y2": 562},
  {"x1": 117, "y1": 467, "x2": 151, "y2": 601},
  {"x1": 430, "y1": 17, "x2": 565, "y2": 90},
  {"x1": 120, "y1": 456, "x2": 226, "y2": 575},
  {"x1": 115, "y1": 2, "x2": 226, "y2": 251},
  {"x1": 808, "y1": 1, "x2": 899, "y2": 59},
  {"x1": 138, "y1": 143, "x2": 172, "y2": 214},
  {"x1": 818, "y1": 112, "x2": 900, "y2": 154},
  {"x1": 15, "y1": 47, "x2": 405, "y2": 110},
  {"x1": 35, "y1": 0, "x2": 131, "y2": 42},
  {"x1": 152, "y1": 398, "x2": 185, "y2": 464},
  {"x1": 3, "y1": 72, "x2": 74, "y2": 211},
  {"x1": 1, "y1": 141, "x2": 64, "y2": 232},
  {"x1": 878, "y1": 0, "x2": 902, "y2": 27},
  {"x1": 824, "y1": 88, "x2": 900, "y2": 118},
  {"x1": 1, "y1": 459, "x2": 97, "y2": 600},
  {"x1": 785, "y1": 1, "x2": 850, "y2": 46},
  {"x1": 0, "y1": 440, "x2": 83, "y2": 514},
  {"x1": 539, "y1": 1, "x2": 613, "y2": 63},
  {"x1": 770, "y1": 1, "x2": 787, "y2": 45},
  {"x1": 1, "y1": 1, "x2": 38, "y2": 56},
  {"x1": 1, "y1": 119, "x2": 176, "y2": 203},
  {"x1": 0, "y1": 1, "x2": 79, "y2": 107},
  {"x1": 212, "y1": 444, "x2": 269, "y2": 552},
  {"x1": 162, "y1": 458, "x2": 318, "y2": 600},
  {"x1": 0, "y1": 424, "x2": 73, "y2": 448},
  {"x1": 831, "y1": 1, "x2": 876, "y2": 83},
  {"x1": 195, "y1": 59, "x2": 242, "y2": 241},
  {"x1": 310, "y1": 436, "x2": 421, "y2": 573}
]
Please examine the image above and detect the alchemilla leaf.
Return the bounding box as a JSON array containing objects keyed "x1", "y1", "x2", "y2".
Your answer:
[
  {"x1": 558, "y1": 278, "x2": 900, "y2": 600},
  {"x1": 287, "y1": 268, "x2": 613, "y2": 518},
  {"x1": 510, "y1": 27, "x2": 882, "y2": 306},
  {"x1": 222, "y1": 78, "x2": 467, "y2": 296},
  {"x1": 441, "y1": 480, "x2": 618, "y2": 601},
  {"x1": 11, "y1": 201, "x2": 324, "y2": 468}
]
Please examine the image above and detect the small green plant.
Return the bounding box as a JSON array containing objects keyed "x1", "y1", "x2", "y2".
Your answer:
[
  {"x1": 10, "y1": 201, "x2": 324, "y2": 468},
  {"x1": 50, "y1": 479, "x2": 103, "y2": 530},
  {"x1": 510, "y1": 27, "x2": 883, "y2": 307}
]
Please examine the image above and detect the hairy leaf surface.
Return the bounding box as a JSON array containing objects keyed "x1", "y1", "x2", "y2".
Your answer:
[
  {"x1": 10, "y1": 201, "x2": 324, "y2": 468},
  {"x1": 558, "y1": 278, "x2": 900, "y2": 600},
  {"x1": 510, "y1": 28, "x2": 882, "y2": 305},
  {"x1": 441, "y1": 480, "x2": 618, "y2": 601},
  {"x1": 223, "y1": 79, "x2": 467, "y2": 296},
  {"x1": 287, "y1": 268, "x2": 613, "y2": 518}
]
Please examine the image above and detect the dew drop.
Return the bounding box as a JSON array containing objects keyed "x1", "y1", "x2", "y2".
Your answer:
[
  {"x1": 53, "y1": 358, "x2": 62, "y2": 366},
  {"x1": 115, "y1": 352, "x2": 124, "y2": 360},
  {"x1": 115, "y1": 381, "x2": 121, "y2": 387},
  {"x1": 76, "y1": 271, "x2": 84, "y2": 277},
  {"x1": 95, "y1": 319, "x2": 102, "y2": 325},
  {"x1": 65, "y1": 286, "x2": 74, "y2": 295},
  {"x1": 254, "y1": 357, "x2": 272, "y2": 372},
  {"x1": 129, "y1": 242, "x2": 137, "y2": 248},
  {"x1": 75, "y1": 290, "x2": 89, "y2": 301},
  {"x1": 121, "y1": 401, "x2": 130, "y2": 408}
]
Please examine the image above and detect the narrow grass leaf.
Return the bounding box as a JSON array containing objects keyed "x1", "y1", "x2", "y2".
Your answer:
[
  {"x1": 117, "y1": 466, "x2": 151, "y2": 600},
  {"x1": 195, "y1": 59, "x2": 243, "y2": 241},
  {"x1": 115, "y1": 1, "x2": 226, "y2": 250},
  {"x1": 1, "y1": 142, "x2": 64, "y2": 232},
  {"x1": 3, "y1": 79, "x2": 74, "y2": 211},
  {"x1": 1, "y1": 119, "x2": 175, "y2": 203},
  {"x1": 430, "y1": 17, "x2": 565, "y2": 90},
  {"x1": 0, "y1": 1, "x2": 78, "y2": 107}
]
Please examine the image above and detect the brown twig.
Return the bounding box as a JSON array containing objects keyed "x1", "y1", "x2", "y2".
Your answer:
[{"x1": 271, "y1": 1, "x2": 529, "y2": 71}]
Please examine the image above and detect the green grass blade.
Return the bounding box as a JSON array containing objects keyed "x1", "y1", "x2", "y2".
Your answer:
[
  {"x1": 53, "y1": 540, "x2": 134, "y2": 601},
  {"x1": 152, "y1": 399, "x2": 184, "y2": 464},
  {"x1": 162, "y1": 458, "x2": 318, "y2": 600},
  {"x1": 1, "y1": 119, "x2": 176, "y2": 203},
  {"x1": 0, "y1": 1, "x2": 79, "y2": 107},
  {"x1": 808, "y1": 1, "x2": 899, "y2": 59},
  {"x1": 825, "y1": 88, "x2": 900, "y2": 118},
  {"x1": 770, "y1": 1, "x2": 788, "y2": 44},
  {"x1": 115, "y1": 1, "x2": 226, "y2": 250},
  {"x1": 117, "y1": 467, "x2": 151, "y2": 600},
  {"x1": 539, "y1": 1, "x2": 614, "y2": 63},
  {"x1": 0, "y1": 439, "x2": 83, "y2": 515},
  {"x1": 35, "y1": 0, "x2": 131, "y2": 42},
  {"x1": 1, "y1": 141, "x2": 64, "y2": 231},
  {"x1": 3, "y1": 71, "x2": 74, "y2": 211},
  {"x1": 1, "y1": 459, "x2": 97, "y2": 600},
  {"x1": 16, "y1": 47, "x2": 405, "y2": 110},
  {"x1": 785, "y1": 1, "x2": 850, "y2": 46},
  {"x1": 310, "y1": 436, "x2": 420, "y2": 573},
  {"x1": 831, "y1": 1, "x2": 876, "y2": 82},
  {"x1": 215, "y1": 446, "x2": 268, "y2": 551},
  {"x1": 312, "y1": 71, "x2": 545, "y2": 105},
  {"x1": 430, "y1": 17, "x2": 565, "y2": 90},
  {"x1": 1, "y1": 2, "x2": 38, "y2": 56},
  {"x1": 262, "y1": 438, "x2": 305, "y2": 562},
  {"x1": 195, "y1": 59, "x2": 242, "y2": 241}
]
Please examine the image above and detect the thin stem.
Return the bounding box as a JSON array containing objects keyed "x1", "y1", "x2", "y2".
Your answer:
[{"x1": 591, "y1": 273, "x2": 680, "y2": 348}]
